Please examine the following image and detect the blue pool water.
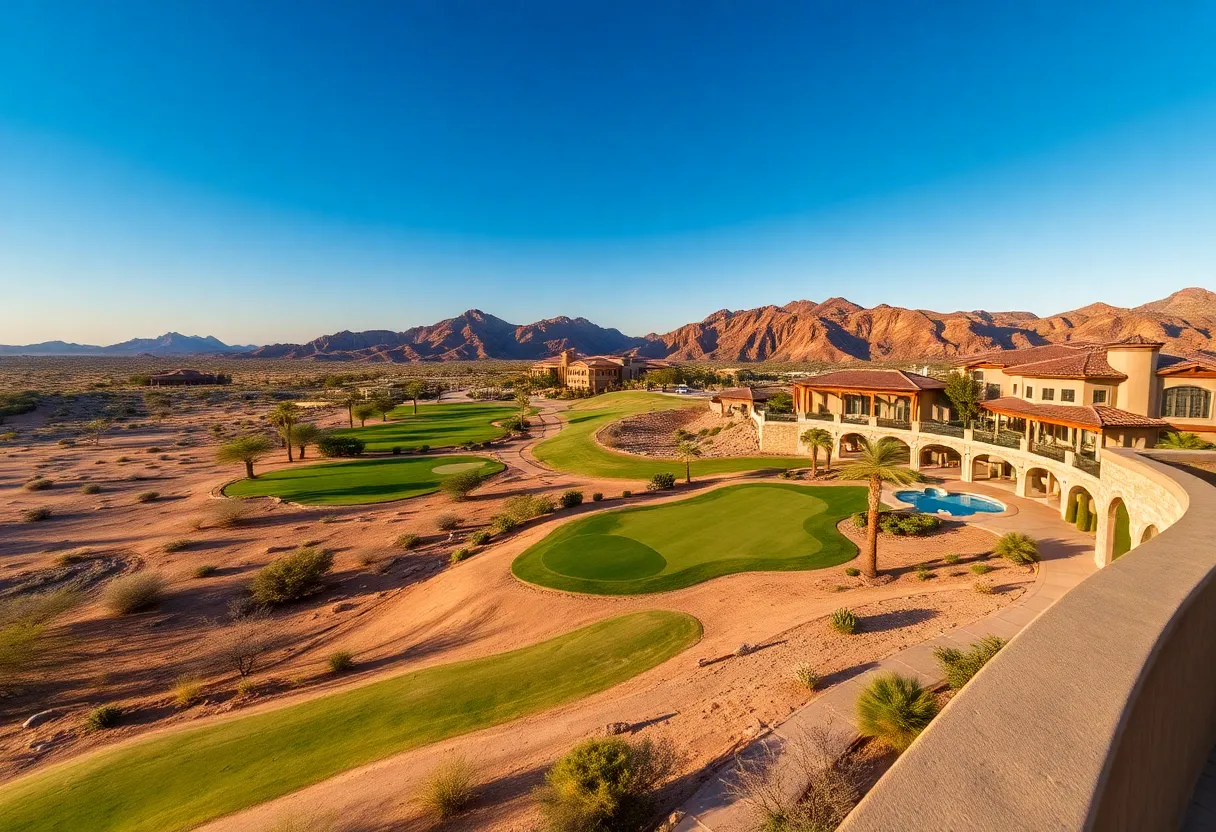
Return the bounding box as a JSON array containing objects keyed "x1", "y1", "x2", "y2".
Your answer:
[{"x1": 894, "y1": 487, "x2": 1005, "y2": 517}]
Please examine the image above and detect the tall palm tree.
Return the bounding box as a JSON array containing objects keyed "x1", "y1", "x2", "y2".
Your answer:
[
  {"x1": 1156, "y1": 431, "x2": 1214, "y2": 450},
  {"x1": 676, "y1": 440, "x2": 702, "y2": 483},
  {"x1": 267, "y1": 403, "x2": 300, "y2": 463},
  {"x1": 800, "y1": 427, "x2": 834, "y2": 477},
  {"x1": 293, "y1": 423, "x2": 321, "y2": 459},
  {"x1": 836, "y1": 437, "x2": 922, "y2": 578},
  {"x1": 339, "y1": 392, "x2": 360, "y2": 428}
]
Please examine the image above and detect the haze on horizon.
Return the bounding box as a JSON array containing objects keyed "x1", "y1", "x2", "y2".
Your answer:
[{"x1": 2, "y1": 1, "x2": 1215, "y2": 347}]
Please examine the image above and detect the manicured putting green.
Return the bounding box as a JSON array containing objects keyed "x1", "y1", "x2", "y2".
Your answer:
[
  {"x1": 333, "y1": 402, "x2": 517, "y2": 451},
  {"x1": 533, "y1": 391, "x2": 802, "y2": 479},
  {"x1": 513, "y1": 483, "x2": 867, "y2": 594},
  {"x1": 224, "y1": 455, "x2": 504, "y2": 505},
  {"x1": 0, "y1": 611, "x2": 701, "y2": 832}
]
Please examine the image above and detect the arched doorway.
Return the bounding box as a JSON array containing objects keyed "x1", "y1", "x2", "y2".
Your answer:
[
  {"x1": 1024, "y1": 467, "x2": 1051, "y2": 499},
  {"x1": 1107, "y1": 498, "x2": 1132, "y2": 560},
  {"x1": 878, "y1": 436, "x2": 912, "y2": 465},
  {"x1": 1065, "y1": 485, "x2": 1097, "y2": 534},
  {"x1": 837, "y1": 432, "x2": 867, "y2": 461},
  {"x1": 1141, "y1": 525, "x2": 1159, "y2": 544},
  {"x1": 972, "y1": 453, "x2": 1016, "y2": 485},
  {"x1": 919, "y1": 444, "x2": 961, "y2": 473}
]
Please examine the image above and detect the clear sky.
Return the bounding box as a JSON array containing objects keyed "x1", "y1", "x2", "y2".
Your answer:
[{"x1": 2, "y1": 1, "x2": 1215, "y2": 345}]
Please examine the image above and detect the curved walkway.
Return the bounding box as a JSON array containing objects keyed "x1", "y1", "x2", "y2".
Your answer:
[{"x1": 674, "y1": 480, "x2": 1098, "y2": 832}]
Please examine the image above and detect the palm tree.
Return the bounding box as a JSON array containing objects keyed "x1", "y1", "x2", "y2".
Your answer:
[
  {"x1": 1156, "y1": 431, "x2": 1214, "y2": 450},
  {"x1": 800, "y1": 427, "x2": 834, "y2": 477},
  {"x1": 216, "y1": 435, "x2": 274, "y2": 479},
  {"x1": 339, "y1": 392, "x2": 360, "y2": 428},
  {"x1": 267, "y1": 403, "x2": 300, "y2": 462},
  {"x1": 836, "y1": 437, "x2": 922, "y2": 578},
  {"x1": 402, "y1": 380, "x2": 427, "y2": 415},
  {"x1": 293, "y1": 423, "x2": 321, "y2": 459},
  {"x1": 676, "y1": 440, "x2": 702, "y2": 483}
]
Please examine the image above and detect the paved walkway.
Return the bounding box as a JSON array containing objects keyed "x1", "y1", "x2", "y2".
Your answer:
[{"x1": 674, "y1": 482, "x2": 1099, "y2": 832}]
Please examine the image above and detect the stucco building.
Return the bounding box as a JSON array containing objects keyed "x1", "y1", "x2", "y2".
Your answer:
[{"x1": 529, "y1": 349, "x2": 670, "y2": 393}]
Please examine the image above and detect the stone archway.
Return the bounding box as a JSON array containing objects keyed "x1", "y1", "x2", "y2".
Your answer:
[
  {"x1": 1107, "y1": 497, "x2": 1132, "y2": 561},
  {"x1": 1141, "y1": 525, "x2": 1159, "y2": 544},
  {"x1": 1023, "y1": 466, "x2": 1051, "y2": 499},
  {"x1": 919, "y1": 443, "x2": 962, "y2": 473},
  {"x1": 878, "y1": 436, "x2": 912, "y2": 465},
  {"x1": 837, "y1": 432, "x2": 867, "y2": 461},
  {"x1": 1065, "y1": 485, "x2": 1097, "y2": 534},
  {"x1": 972, "y1": 452, "x2": 1016, "y2": 484}
]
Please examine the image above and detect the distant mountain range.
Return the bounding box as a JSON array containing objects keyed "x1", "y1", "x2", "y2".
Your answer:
[
  {"x1": 6, "y1": 287, "x2": 1215, "y2": 363},
  {"x1": 242, "y1": 287, "x2": 1216, "y2": 363},
  {"x1": 0, "y1": 332, "x2": 256, "y2": 357}
]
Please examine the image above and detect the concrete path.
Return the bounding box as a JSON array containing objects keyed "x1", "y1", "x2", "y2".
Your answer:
[{"x1": 674, "y1": 482, "x2": 1099, "y2": 832}]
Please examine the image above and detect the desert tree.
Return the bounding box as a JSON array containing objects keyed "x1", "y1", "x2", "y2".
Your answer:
[
  {"x1": 402, "y1": 379, "x2": 427, "y2": 415},
  {"x1": 800, "y1": 427, "x2": 834, "y2": 476},
  {"x1": 944, "y1": 371, "x2": 982, "y2": 426},
  {"x1": 216, "y1": 434, "x2": 275, "y2": 479},
  {"x1": 676, "y1": 439, "x2": 702, "y2": 483},
  {"x1": 369, "y1": 392, "x2": 396, "y2": 422},
  {"x1": 836, "y1": 437, "x2": 922, "y2": 578},
  {"x1": 81, "y1": 418, "x2": 112, "y2": 446},
  {"x1": 352, "y1": 403, "x2": 377, "y2": 427},
  {"x1": 267, "y1": 402, "x2": 300, "y2": 462},
  {"x1": 292, "y1": 423, "x2": 321, "y2": 459},
  {"x1": 212, "y1": 609, "x2": 279, "y2": 678}
]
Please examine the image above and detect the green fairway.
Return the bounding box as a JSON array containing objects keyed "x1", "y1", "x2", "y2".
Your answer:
[
  {"x1": 0, "y1": 611, "x2": 701, "y2": 832},
  {"x1": 224, "y1": 454, "x2": 504, "y2": 505},
  {"x1": 333, "y1": 401, "x2": 517, "y2": 451},
  {"x1": 533, "y1": 391, "x2": 802, "y2": 479},
  {"x1": 513, "y1": 483, "x2": 866, "y2": 594}
]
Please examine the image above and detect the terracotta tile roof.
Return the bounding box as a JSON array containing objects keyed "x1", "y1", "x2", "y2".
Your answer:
[
  {"x1": 1007, "y1": 351, "x2": 1127, "y2": 380},
  {"x1": 981, "y1": 397, "x2": 1170, "y2": 429},
  {"x1": 571, "y1": 357, "x2": 623, "y2": 368},
  {"x1": 794, "y1": 369, "x2": 945, "y2": 392},
  {"x1": 1158, "y1": 352, "x2": 1216, "y2": 375},
  {"x1": 961, "y1": 343, "x2": 1092, "y2": 368},
  {"x1": 715, "y1": 386, "x2": 776, "y2": 401},
  {"x1": 1107, "y1": 334, "x2": 1165, "y2": 348}
]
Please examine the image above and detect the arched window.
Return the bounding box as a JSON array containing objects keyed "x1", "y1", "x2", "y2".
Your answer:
[{"x1": 1163, "y1": 386, "x2": 1212, "y2": 419}]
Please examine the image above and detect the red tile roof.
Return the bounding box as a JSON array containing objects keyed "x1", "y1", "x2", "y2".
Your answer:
[
  {"x1": 794, "y1": 369, "x2": 945, "y2": 392},
  {"x1": 981, "y1": 397, "x2": 1169, "y2": 429},
  {"x1": 1157, "y1": 352, "x2": 1216, "y2": 376},
  {"x1": 714, "y1": 386, "x2": 777, "y2": 402},
  {"x1": 961, "y1": 341, "x2": 1131, "y2": 379},
  {"x1": 1004, "y1": 351, "x2": 1127, "y2": 380}
]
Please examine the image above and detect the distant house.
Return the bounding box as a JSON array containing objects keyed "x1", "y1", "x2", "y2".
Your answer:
[
  {"x1": 710, "y1": 386, "x2": 780, "y2": 417},
  {"x1": 529, "y1": 348, "x2": 671, "y2": 393},
  {"x1": 146, "y1": 369, "x2": 229, "y2": 386}
]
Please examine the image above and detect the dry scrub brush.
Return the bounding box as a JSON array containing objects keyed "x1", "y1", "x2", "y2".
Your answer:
[{"x1": 418, "y1": 756, "x2": 479, "y2": 819}]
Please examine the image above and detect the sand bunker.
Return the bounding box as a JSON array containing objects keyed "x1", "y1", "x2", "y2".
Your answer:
[{"x1": 431, "y1": 461, "x2": 487, "y2": 474}]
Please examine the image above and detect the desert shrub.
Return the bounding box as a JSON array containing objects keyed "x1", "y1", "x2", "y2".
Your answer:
[
  {"x1": 435, "y1": 513, "x2": 460, "y2": 532},
  {"x1": 973, "y1": 581, "x2": 994, "y2": 595},
  {"x1": 500, "y1": 493, "x2": 556, "y2": 524},
  {"x1": 440, "y1": 469, "x2": 484, "y2": 501},
  {"x1": 592, "y1": 492, "x2": 603, "y2": 502},
  {"x1": 915, "y1": 564, "x2": 933, "y2": 581},
  {"x1": 558, "y1": 490, "x2": 584, "y2": 508},
  {"x1": 163, "y1": 538, "x2": 192, "y2": 553},
  {"x1": 327, "y1": 650, "x2": 355, "y2": 673},
  {"x1": 844, "y1": 567, "x2": 860, "y2": 577},
  {"x1": 103, "y1": 572, "x2": 167, "y2": 614},
  {"x1": 1075, "y1": 493, "x2": 1092, "y2": 532},
  {"x1": 855, "y1": 673, "x2": 939, "y2": 752},
  {"x1": 419, "y1": 756, "x2": 478, "y2": 819},
  {"x1": 395, "y1": 533, "x2": 420, "y2": 550},
  {"x1": 250, "y1": 547, "x2": 334, "y2": 605},
  {"x1": 792, "y1": 662, "x2": 820, "y2": 691},
  {"x1": 173, "y1": 676, "x2": 204, "y2": 709},
  {"x1": 86, "y1": 704, "x2": 123, "y2": 730},
  {"x1": 22, "y1": 507, "x2": 52, "y2": 522},
  {"x1": 316, "y1": 434, "x2": 365, "y2": 458},
  {"x1": 80, "y1": 483, "x2": 102, "y2": 495},
  {"x1": 199, "y1": 501, "x2": 248, "y2": 530},
  {"x1": 417, "y1": 444, "x2": 430, "y2": 453},
  {"x1": 853, "y1": 511, "x2": 941, "y2": 536},
  {"x1": 23, "y1": 478, "x2": 52, "y2": 491},
  {"x1": 829, "y1": 608, "x2": 857, "y2": 635},
  {"x1": 449, "y1": 548, "x2": 470, "y2": 564},
  {"x1": 0, "y1": 589, "x2": 79, "y2": 675},
  {"x1": 621, "y1": 490, "x2": 632, "y2": 498},
  {"x1": 933, "y1": 635, "x2": 1006, "y2": 690},
  {"x1": 192, "y1": 564, "x2": 219, "y2": 579},
  {"x1": 647, "y1": 472, "x2": 676, "y2": 491},
  {"x1": 470, "y1": 530, "x2": 491, "y2": 546},
  {"x1": 943, "y1": 553, "x2": 961, "y2": 565},
  {"x1": 236, "y1": 678, "x2": 257, "y2": 697},
  {"x1": 0, "y1": 431, "x2": 17, "y2": 441},
  {"x1": 391, "y1": 446, "x2": 402, "y2": 455},
  {"x1": 537, "y1": 736, "x2": 677, "y2": 832},
  {"x1": 994, "y1": 532, "x2": 1038, "y2": 565},
  {"x1": 970, "y1": 562, "x2": 993, "y2": 575},
  {"x1": 136, "y1": 490, "x2": 160, "y2": 503},
  {"x1": 489, "y1": 513, "x2": 518, "y2": 534}
]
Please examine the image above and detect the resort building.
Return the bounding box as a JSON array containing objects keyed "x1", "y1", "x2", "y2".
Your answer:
[
  {"x1": 709, "y1": 386, "x2": 779, "y2": 418},
  {"x1": 146, "y1": 369, "x2": 229, "y2": 386},
  {"x1": 529, "y1": 348, "x2": 670, "y2": 393}
]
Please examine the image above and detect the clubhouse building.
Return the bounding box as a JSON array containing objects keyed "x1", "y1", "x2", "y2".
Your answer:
[{"x1": 529, "y1": 348, "x2": 671, "y2": 393}]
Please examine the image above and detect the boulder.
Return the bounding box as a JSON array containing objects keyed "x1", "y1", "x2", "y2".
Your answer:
[{"x1": 22, "y1": 710, "x2": 58, "y2": 729}]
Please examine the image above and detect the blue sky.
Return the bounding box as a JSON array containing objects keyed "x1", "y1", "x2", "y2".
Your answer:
[{"x1": 2, "y1": 1, "x2": 1215, "y2": 345}]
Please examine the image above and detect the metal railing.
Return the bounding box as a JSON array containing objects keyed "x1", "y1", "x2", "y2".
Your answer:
[
  {"x1": 876, "y1": 417, "x2": 912, "y2": 431},
  {"x1": 1074, "y1": 453, "x2": 1102, "y2": 477},
  {"x1": 842, "y1": 414, "x2": 869, "y2": 425},
  {"x1": 1031, "y1": 441, "x2": 1067, "y2": 462},
  {"x1": 760, "y1": 410, "x2": 797, "y2": 422},
  {"x1": 974, "y1": 428, "x2": 1023, "y2": 449},
  {"x1": 801, "y1": 410, "x2": 834, "y2": 421},
  {"x1": 920, "y1": 421, "x2": 965, "y2": 438}
]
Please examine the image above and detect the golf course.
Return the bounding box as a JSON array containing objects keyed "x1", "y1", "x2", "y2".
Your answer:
[
  {"x1": 0, "y1": 611, "x2": 701, "y2": 832},
  {"x1": 533, "y1": 391, "x2": 802, "y2": 479},
  {"x1": 224, "y1": 454, "x2": 504, "y2": 505},
  {"x1": 512, "y1": 483, "x2": 867, "y2": 594},
  {"x1": 333, "y1": 401, "x2": 518, "y2": 452}
]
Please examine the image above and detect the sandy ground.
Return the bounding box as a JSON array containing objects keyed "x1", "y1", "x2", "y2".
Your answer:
[
  {"x1": 597, "y1": 405, "x2": 762, "y2": 458},
  {"x1": 0, "y1": 394, "x2": 1033, "y2": 832}
]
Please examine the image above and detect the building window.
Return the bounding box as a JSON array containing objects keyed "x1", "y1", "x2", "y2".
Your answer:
[
  {"x1": 1041, "y1": 388, "x2": 1055, "y2": 401},
  {"x1": 1164, "y1": 386, "x2": 1212, "y2": 419},
  {"x1": 1061, "y1": 389, "x2": 1075, "y2": 403},
  {"x1": 1092, "y1": 389, "x2": 1108, "y2": 405},
  {"x1": 1012, "y1": 384, "x2": 1018, "y2": 395},
  {"x1": 1025, "y1": 386, "x2": 1034, "y2": 399},
  {"x1": 973, "y1": 370, "x2": 985, "y2": 381},
  {"x1": 985, "y1": 383, "x2": 1000, "y2": 400}
]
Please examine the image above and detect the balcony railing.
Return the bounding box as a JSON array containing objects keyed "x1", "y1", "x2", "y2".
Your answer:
[
  {"x1": 876, "y1": 417, "x2": 912, "y2": 431},
  {"x1": 1074, "y1": 453, "x2": 1102, "y2": 477},
  {"x1": 1031, "y1": 441, "x2": 1067, "y2": 462},
  {"x1": 974, "y1": 428, "x2": 1023, "y2": 449},
  {"x1": 920, "y1": 421, "x2": 965, "y2": 438},
  {"x1": 760, "y1": 410, "x2": 796, "y2": 422},
  {"x1": 801, "y1": 410, "x2": 834, "y2": 422},
  {"x1": 842, "y1": 414, "x2": 869, "y2": 425}
]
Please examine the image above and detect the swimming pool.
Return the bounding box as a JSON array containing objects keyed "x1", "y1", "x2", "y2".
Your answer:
[{"x1": 894, "y1": 487, "x2": 1005, "y2": 517}]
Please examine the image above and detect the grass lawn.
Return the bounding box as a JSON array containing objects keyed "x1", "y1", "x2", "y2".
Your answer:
[
  {"x1": 0, "y1": 610, "x2": 701, "y2": 832},
  {"x1": 513, "y1": 483, "x2": 866, "y2": 594},
  {"x1": 333, "y1": 402, "x2": 518, "y2": 452},
  {"x1": 532, "y1": 391, "x2": 803, "y2": 479},
  {"x1": 224, "y1": 454, "x2": 504, "y2": 505}
]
